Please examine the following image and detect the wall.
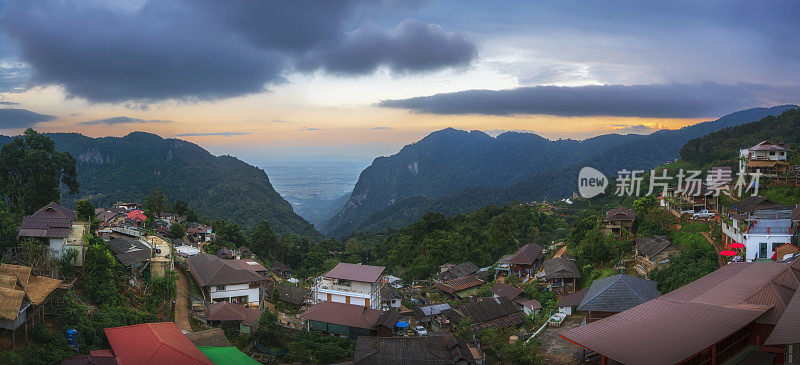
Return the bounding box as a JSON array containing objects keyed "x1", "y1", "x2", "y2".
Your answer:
[{"x1": 210, "y1": 283, "x2": 260, "y2": 306}]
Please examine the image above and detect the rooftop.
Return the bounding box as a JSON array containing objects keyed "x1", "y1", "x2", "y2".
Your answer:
[
  {"x1": 324, "y1": 262, "x2": 385, "y2": 283},
  {"x1": 577, "y1": 274, "x2": 661, "y2": 312},
  {"x1": 186, "y1": 253, "x2": 264, "y2": 287},
  {"x1": 299, "y1": 301, "x2": 395, "y2": 330},
  {"x1": 508, "y1": 243, "x2": 544, "y2": 266},
  {"x1": 18, "y1": 202, "x2": 76, "y2": 239},
  {"x1": 104, "y1": 322, "x2": 213, "y2": 365}
]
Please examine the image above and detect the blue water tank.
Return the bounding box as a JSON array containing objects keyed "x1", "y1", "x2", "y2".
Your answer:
[{"x1": 66, "y1": 329, "x2": 78, "y2": 350}]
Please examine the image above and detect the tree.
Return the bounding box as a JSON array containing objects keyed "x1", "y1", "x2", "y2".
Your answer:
[
  {"x1": 144, "y1": 187, "x2": 166, "y2": 217},
  {"x1": 75, "y1": 200, "x2": 95, "y2": 221},
  {"x1": 169, "y1": 223, "x2": 186, "y2": 239},
  {"x1": 250, "y1": 220, "x2": 278, "y2": 259},
  {"x1": 0, "y1": 128, "x2": 79, "y2": 215},
  {"x1": 171, "y1": 200, "x2": 190, "y2": 216}
]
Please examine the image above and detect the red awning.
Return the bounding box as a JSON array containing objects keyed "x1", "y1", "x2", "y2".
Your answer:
[
  {"x1": 729, "y1": 242, "x2": 745, "y2": 249},
  {"x1": 719, "y1": 250, "x2": 737, "y2": 256}
]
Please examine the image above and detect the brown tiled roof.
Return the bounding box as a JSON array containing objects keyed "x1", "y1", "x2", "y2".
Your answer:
[
  {"x1": 451, "y1": 297, "x2": 522, "y2": 325},
  {"x1": 437, "y1": 262, "x2": 479, "y2": 281},
  {"x1": 436, "y1": 275, "x2": 483, "y2": 294},
  {"x1": 749, "y1": 140, "x2": 789, "y2": 151},
  {"x1": 508, "y1": 243, "x2": 543, "y2": 266},
  {"x1": 186, "y1": 253, "x2": 263, "y2": 287},
  {"x1": 354, "y1": 333, "x2": 480, "y2": 364},
  {"x1": 299, "y1": 301, "x2": 390, "y2": 330},
  {"x1": 561, "y1": 261, "x2": 800, "y2": 365},
  {"x1": 557, "y1": 288, "x2": 588, "y2": 307},
  {"x1": 604, "y1": 206, "x2": 635, "y2": 222},
  {"x1": 490, "y1": 282, "x2": 522, "y2": 300},
  {"x1": 324, "y1": 262, "x2": 385, "y2": 283},
  {"x1": 515, "y1": 298, "x2": 542, "y2": 310},
  {"x1": 18, "y1": 202, "x2": 76, "y2": 239},
  {"x1": 635, "y1": 236, "x2": 674, "y2": 258},
  {"x1": 542, "y1": 257, "x2": 581, "y2": 280},
  {"x1": 230, "y1": 259, "x2": 267, "y2": 273},
  {"x1": 206, "y1": 301, "x2": 261, "y2": 327}
]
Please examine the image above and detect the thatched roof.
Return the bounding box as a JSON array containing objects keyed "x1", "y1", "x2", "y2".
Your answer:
[
  {"x1": 0, "y1": 264, "x2": 31, "y2": 286},
  {"x1": 0, "y1": 287, "x2": 25, "y2": 321},
  {"x1": 25, "y1": 276, "x2": 62, "y2": 305},
  {"x1": 0, "y1": 275, "x2": 20, "y2": 290}
]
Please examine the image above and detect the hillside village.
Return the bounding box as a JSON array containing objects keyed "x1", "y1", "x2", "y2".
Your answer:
[{"x1": 0, "y1": 125, "x2": 799, "y2": 365}]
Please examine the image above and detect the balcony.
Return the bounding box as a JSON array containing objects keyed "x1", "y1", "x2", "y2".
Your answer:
[{"x1": 315, "y1": 284, "x2": 372, "y2": 298}]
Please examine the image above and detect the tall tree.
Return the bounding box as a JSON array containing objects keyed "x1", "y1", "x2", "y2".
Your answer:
[
  {"x1": 250, "y1": 220, "x2": 278, "y2": 259},
  {"x1": 0, "y1": 128, "x2": 79, "y2": 214},
  {"x1": 75, "y1": 200, "x2": 95, "y2": 221},
  {"x1": 144, "y1": 187, "x2": 166, "y2": 217}
]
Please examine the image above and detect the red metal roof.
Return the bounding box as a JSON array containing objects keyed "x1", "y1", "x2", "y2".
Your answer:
[
  {"x1": 324, "y1": 262, "x2": 385, "y2": 283},
  {"x1": 104, "y1": 322, "x2": 213, "y2": 365},
  {"x1": 125, "y1": 210, "x2": 147, "y2": 222}
]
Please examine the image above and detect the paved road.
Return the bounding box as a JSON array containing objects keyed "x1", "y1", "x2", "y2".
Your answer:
[{"x1": 174, "y1": 269, "x2": 193, "y2": 332}]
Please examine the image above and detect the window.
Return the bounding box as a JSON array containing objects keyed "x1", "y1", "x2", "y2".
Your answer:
[
  {"x1": 759, "y1": 242, "x2": 768, "y2": 258},
  {"x1": 216, "y1": 285, "x2": 225, "y2": 291}
]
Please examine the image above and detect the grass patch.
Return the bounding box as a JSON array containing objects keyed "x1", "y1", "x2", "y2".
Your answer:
[
  {"x1": 762, "y1": 186, "x2": 800, "y2": 206},
  {"x1": 680, "y1": 221, "x2": 710, "y2": 233},
  {"x1": 670, "y1": 231, "x2": 709, "y2": 251}
]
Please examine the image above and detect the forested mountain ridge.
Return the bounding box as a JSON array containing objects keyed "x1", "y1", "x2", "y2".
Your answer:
[
  {"x1": 680, "y1": 107, "x2": 800, "y2": 166},
  {"x1": 325, "y1": 105, "x2": 798, "y2": 236},
  {"x1": 322, "y1": 128, "x2": 646, "y2": 236},
  {"x1": 0, "y1": 131, "x2": 321, "y2": 238}
]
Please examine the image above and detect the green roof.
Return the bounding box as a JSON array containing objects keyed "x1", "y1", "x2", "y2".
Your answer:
[{"x1": 198, "y1": 346, "x2": 259, "y2": 365}]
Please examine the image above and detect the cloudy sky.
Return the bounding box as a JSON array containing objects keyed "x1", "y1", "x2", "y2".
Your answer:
[{"x1": 0, "y1": 0, "x2": 798, "y2": 161}]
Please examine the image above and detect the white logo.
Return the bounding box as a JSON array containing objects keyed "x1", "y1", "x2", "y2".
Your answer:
[{"x1": 578, "y1": 167, "x2": 607, "y2": 199}]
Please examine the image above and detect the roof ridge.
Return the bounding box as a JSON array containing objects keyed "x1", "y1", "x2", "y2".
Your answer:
[{"x1": 621, "y1": 275, "x2": 647, "y2": 303}]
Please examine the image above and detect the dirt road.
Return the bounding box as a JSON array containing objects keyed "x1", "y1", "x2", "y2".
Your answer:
[
  {"x1": 701, "y1": 232, "x2": 725, "y2": 268},
  {"x1": 174, "y1": 269, "x2": 193, "y2": 332}
]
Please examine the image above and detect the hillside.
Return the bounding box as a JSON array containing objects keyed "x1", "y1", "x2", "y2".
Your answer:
[
  {"x1": 325, "y1": 105, "x2": 797, "y2": 236},
  {"x1": 680, "y1": 107, "x2": 800, "y2": 166},
  {"x1": 0, "y1": 132, "x2": 320, "y2": 237},
  {"x1": 322, "y1": 129, "x2": 646, "y2": 236}
]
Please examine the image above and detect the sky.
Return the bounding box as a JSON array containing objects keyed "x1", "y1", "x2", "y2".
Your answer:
[{"x1": 0, "y1": 0, "x2": 799, "y2": 163}]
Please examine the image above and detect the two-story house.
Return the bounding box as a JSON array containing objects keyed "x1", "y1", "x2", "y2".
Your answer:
[
  {"x1": 313, "y1": 262, "x2": 384, "y2": 309},
  {"x1": 740, "y1": 140, "x2": 791, "y2": 178},
  {"x1": 722, "y1": 196, "x2": 795, "y2": 261},
  {"x1": 186, "y1": 253, "x2": 263, "y2": 308},
  {"x1": 17, "y1": 202, "x2": 87, "y2": 265}
]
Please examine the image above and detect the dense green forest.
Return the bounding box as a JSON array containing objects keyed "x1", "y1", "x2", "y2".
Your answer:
[
  {"x1": 325, "y1": 105, "x2": 798, "y2": 236},
  {"x1": 0, "y1": 131, "x2": 320, "y2": 237}
]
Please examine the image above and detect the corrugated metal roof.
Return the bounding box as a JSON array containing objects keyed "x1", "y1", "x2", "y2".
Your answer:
[
  {"x1": 436, "y1": 275, "x2": 483, "y2": 294},
  {"x1": 577, "y1": 274, "x2": 660, "y2": 312},
  {"x1": 17, "y1": 202, "x2": 75, "y2": 239},
  {"x1": 490, "y1": 282, "x2": 522, "y2": 300},
  {"x1": 766, "y1": 288, "x2": 800, "y2": 345},
  {"x1": 557, "y1": 288, "x2": 589, "y2": 308},
  {"x1": 104, "y1": 322, "x2": 213, "y2": 365},
  {"x1": 299, "y1": 301, "x2": 389, "y2": 330},
  {"x1": 206, "y1": 302, "x2": 260, "y2": 327},
  {"x1": 324, "y1": 262, "x2": 385, "y2": 283},
  {"x1": 186, "y1": 253, "x2": 263, "y2": 287},
  {"x1": 508, "y1": 243, "x2": 543, "y2": 265}
]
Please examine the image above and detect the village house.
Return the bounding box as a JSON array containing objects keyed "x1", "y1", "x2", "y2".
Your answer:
[
  {"x1": 17, "y1": 202, "x2": 87, "y2": 265},
  {"x1": 187, "y1": 222, "x2": 214, "y2": 243},
  {"x1": 275, "y1": 282, "x2": 309, "y2": 307},
  {"x1": 125, "y1": 209, "x2": 147, "y2": 226},
  {"x1": 437, "y1": 261, "x2": 479, "y2": 282},
  {"x1": 435, "y1": 275, "x2": 484, "y2": 299},
  {"x1": 661, "y1": 181, "x2": 718, "y2": 216},
  {"x1": 490, "y1": 282, "x2": 542, "y2": 315},
  {"x1": 634, "y1": 235, "x2": 678, "y2": 274},
  {"x1": 602, "y1": 206, "x2": 636, "y2": 236},
  {"x1": 561, "y1": 259, "x2": 800, "y2": 365},
  {"x1": 93, "y1": 322, "x2": 213, "y2": 364},
  {"x1": 740, "y1": 140, "x2": 791, "y2": 178},
  {"x1": 577, "y1": 273, "x2": 660, "y2": 324},
  {"x1": 556, "y1": 288, "x2": 589, "y2": 316},
  {"x1": 539, "y1": 256, "x2": 581, "y2": 294},
  {"x1": 0, "y1": 264, "x2": 61, "y2": 346},
  {"x1": 414, "y1": 303, "x2": 452, "y2": 332},
  {"x1": 507, "y1": 243, "x2": 544, "y2": 278},
  {"x1": 722, "y1": 196, "x2": 796, "y2": 261},
  {"x1": 354, "y1": 333, "x2": 484, "y2": 364},
  {"x1": 205, "y1": 301, "x2": 261, "y2": 335},
  {"x1": 299, "y1": 300, "x2": 398, "y2": 338},
  {"x1": 380, "y1": 285, "x2": 402, "y2": 310},
  {"x1": 109, "y1": 236, "x2": 152, "y2": 275},
  {"x1": 443, "y1": 297, "x2": 524, "y2": 334},
  {"x1": 271, "y1": 261, "x2": 293, "y2": 278},
  {"x1": 313, "y1": 262, "x2": 385, "y2": 309},
  {"x1": 492, "y1": 254, "x2": 514, "y2": 278},
  {"x1": 185, "y1": 253, "x2": 264, "y2": 308}
]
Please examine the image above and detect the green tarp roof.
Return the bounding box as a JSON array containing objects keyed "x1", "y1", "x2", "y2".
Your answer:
[{"x1": 198, "y1": 346, "x2": 259, "y2": 365}]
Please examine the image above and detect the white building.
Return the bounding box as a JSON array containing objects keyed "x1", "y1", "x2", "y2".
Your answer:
[
  {"x1": 17, "y1": 202, "x2": 87, "y2": 265},
  {"x1": 186, "y1": 253, "x2": 263, "y2": 308},
  {"x1": 722, "y1": 196, "x2": 795, "y2": 261},
  {"x1": 739, "y1": 140, "x2": 790, "y2": 178},
  {"x1": 313, "y1": 262, "x2": 384, "y2": 309}
]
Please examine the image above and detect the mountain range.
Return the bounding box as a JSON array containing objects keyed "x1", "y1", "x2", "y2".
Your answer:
[
  {"x1": 322, "y1": 104, "x2": 799, "y2": 236},
  {"x1": 0, "y1": 132, "x2": 321, "y2": 238}
]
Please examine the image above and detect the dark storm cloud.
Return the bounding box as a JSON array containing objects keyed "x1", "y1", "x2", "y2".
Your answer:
[
  {"x1": 175, "y1": 132, "x2": 251, "y2": 137},
  {"x1": 379, "y1": 82, "x2": 800, "y2": 118},
  {"x1": 0, "y1": 108, "x2": 55, "y2": 129},
  {"x1": 0, "y1": 1, "x2": 477, "y2": 103},
  {"x1": 78, "y1": 116, "x2": 174, "y2": 126},
  {"x1": 301, "y1": 19, "x2": 476, "y2": 75}
]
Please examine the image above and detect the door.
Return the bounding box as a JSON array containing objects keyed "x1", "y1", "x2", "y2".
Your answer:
[{"x1": 760, "y1": 242, "x2": 768, "y2": 258}]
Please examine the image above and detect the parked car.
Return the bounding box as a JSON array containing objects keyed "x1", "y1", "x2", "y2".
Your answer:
[
  {"x1": 681, "y1": 209, "x2": 695, "y2": 215},
  {"x1": 414, "y1": 326, "x2": 428, "y2": 336},
  {"x1": 693, "y1": 209, "x2": 715, "y2": 219}
]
